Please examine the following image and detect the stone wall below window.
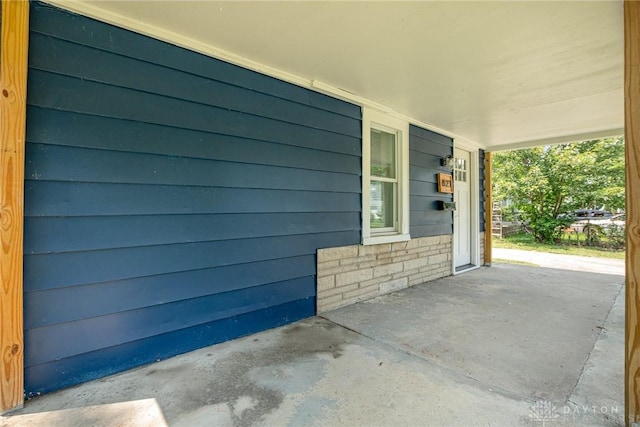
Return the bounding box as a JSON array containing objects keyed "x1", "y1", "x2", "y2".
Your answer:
[{"x1": 316, "y1": 235, "x2": 452, "y2": 313}]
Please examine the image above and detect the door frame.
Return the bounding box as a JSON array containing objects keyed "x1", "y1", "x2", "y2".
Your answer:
[{"x1": 452, "y1": 140, "x2": 480, "y2": 275}]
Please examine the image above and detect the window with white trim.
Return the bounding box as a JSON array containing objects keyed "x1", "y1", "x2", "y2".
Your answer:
[{"x1": 362, "y1": 108, "x2": 410, "y2": 245}]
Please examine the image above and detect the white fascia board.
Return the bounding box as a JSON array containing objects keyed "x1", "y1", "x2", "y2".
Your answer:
[
  {"x1": 43, "y1": 0, "x2": 483, "y2": 150},
  {"x1": 488, "y1": 128, "x2": 625, "y2": 152}
]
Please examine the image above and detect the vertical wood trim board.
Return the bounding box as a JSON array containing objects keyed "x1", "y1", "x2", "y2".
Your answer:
[
  {"x1": 483, "y1": 152, "x2": 492, "y2": 266},
  {"x1": 478, "y1": 149, "x2": 486, "y2": 233},
  {"x1": 0, "y1": 0, "x2": 29, "y2": 413},
  {"x1": 625, "y1": 0, "x2": 640, "y2": 424}
]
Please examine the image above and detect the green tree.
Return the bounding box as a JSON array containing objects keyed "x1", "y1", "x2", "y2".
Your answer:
[{"x1": 492, "y1": 137, "x2": 625, "y2": 243}]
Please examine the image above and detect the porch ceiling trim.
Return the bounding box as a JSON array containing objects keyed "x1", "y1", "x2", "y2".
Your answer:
[{"x1": 487, "y1": 128, "x2": 625, "y2": 153}]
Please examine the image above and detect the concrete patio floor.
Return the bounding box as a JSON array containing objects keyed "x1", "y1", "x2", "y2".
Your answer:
[{"x1": 1, "y1": 263, "x2": 624, "y2": 426}]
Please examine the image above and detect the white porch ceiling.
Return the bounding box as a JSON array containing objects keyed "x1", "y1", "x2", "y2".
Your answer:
[{"x1": 53, "y1": 0, "x2": 624, "y2": 150}]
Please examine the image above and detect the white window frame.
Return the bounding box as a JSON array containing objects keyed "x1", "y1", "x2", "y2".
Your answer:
[{"x1": 362, "y1": 108, "x2": 410, "y2": 245}]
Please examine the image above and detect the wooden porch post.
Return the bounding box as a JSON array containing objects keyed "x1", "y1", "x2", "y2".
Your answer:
[
  {"x1": 0, "y1": 0, "x2": 29, "y2": 413},
  {"x1": 484, "y1": 152, "x2": 492, "y2": 266},
  {"x1": 626, "y1": 0, "x2": 640, "y2": 425}
]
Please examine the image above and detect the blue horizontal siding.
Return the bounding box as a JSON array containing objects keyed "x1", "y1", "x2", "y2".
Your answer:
[
  {"x1": 24, "y1": 256, "x2": 314, "y2": 329},
  {"x1": 409, "y1": 125, "x2": 454, "y2": 238},
  {"x1": 409, "y1": 125, "x2": 453, "y2": 146},
  {"x1": 410, "y1": 148, "x2": 452, "y2": 168},
  {"x1": 24, "y1": 231, "x2": 358, "y2": 291},
  {"x1": 26, "y1": 107, "x2": 359, "y2": 175},
  {"x1": 411, "y1": 224, "x2": 453, "y2": 237},
  {"x1": 28, "y1": 32, "x2": 360, "y2": 138},
  {"x1": 25, "y1": 277, "x2": 315, "y2": 367},
  {"x1": 24, "y1": 213, "x2": 359, "y2": 254},
  {"x1": 24, "y1": 2, "x2": 361, "y2": 395},
  {"x1": 409, "y1": 179, "x2": 440, "y2": 197},
  {"x1": 27, "y1": 70, "x2": 360, "y2": 157},
  {"x1": 25, "y1": 299, "x2": 313, "y2": 396},
  {"x1": 25, "y1": 182, "x2": 360, "y2": 217},
  {"x1": 26, "y1": 143, "x2": 360, "y2": 193},
  {"x1": 411, "y1": 195, "x2": 453, "y2": 212}
]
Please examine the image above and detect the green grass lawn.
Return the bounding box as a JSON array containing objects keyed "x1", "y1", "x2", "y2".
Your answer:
[{"x1": 493, "y1": 232, "x2": 625, "y2": 260}]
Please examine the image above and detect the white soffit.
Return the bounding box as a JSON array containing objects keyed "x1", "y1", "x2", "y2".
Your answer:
[{"x1": 47, "y1": 0, "x2": 624, "y2": 150}]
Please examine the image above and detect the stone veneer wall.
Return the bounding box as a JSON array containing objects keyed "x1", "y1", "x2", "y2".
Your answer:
[
  {"x1": 317, "y1": 235, "x2": 452, "y2": 313},
  {"x1": 479, "y1": 232, "x2": 485, "y2": 265}
]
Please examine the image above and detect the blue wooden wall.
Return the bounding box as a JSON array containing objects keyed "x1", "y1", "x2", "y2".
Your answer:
[
  {"x1": 479, "y1": 149, "x2": 487, "y2": 232},
  {"x1": 24, "y1": 2, "x2": 361, "y2": 395},
  {"x1": 409, "y1": 125, "x2": 454, "y2": 237}
]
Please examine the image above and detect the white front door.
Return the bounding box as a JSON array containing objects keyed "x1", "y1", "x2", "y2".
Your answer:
[{"x1": 454, "y1": 148, "x2": 471, "y2": 268}]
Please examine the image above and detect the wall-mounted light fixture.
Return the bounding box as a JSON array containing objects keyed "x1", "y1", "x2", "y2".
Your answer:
[{"x1": 440, "y1": 154, "x2": 454, "y2": 169}]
